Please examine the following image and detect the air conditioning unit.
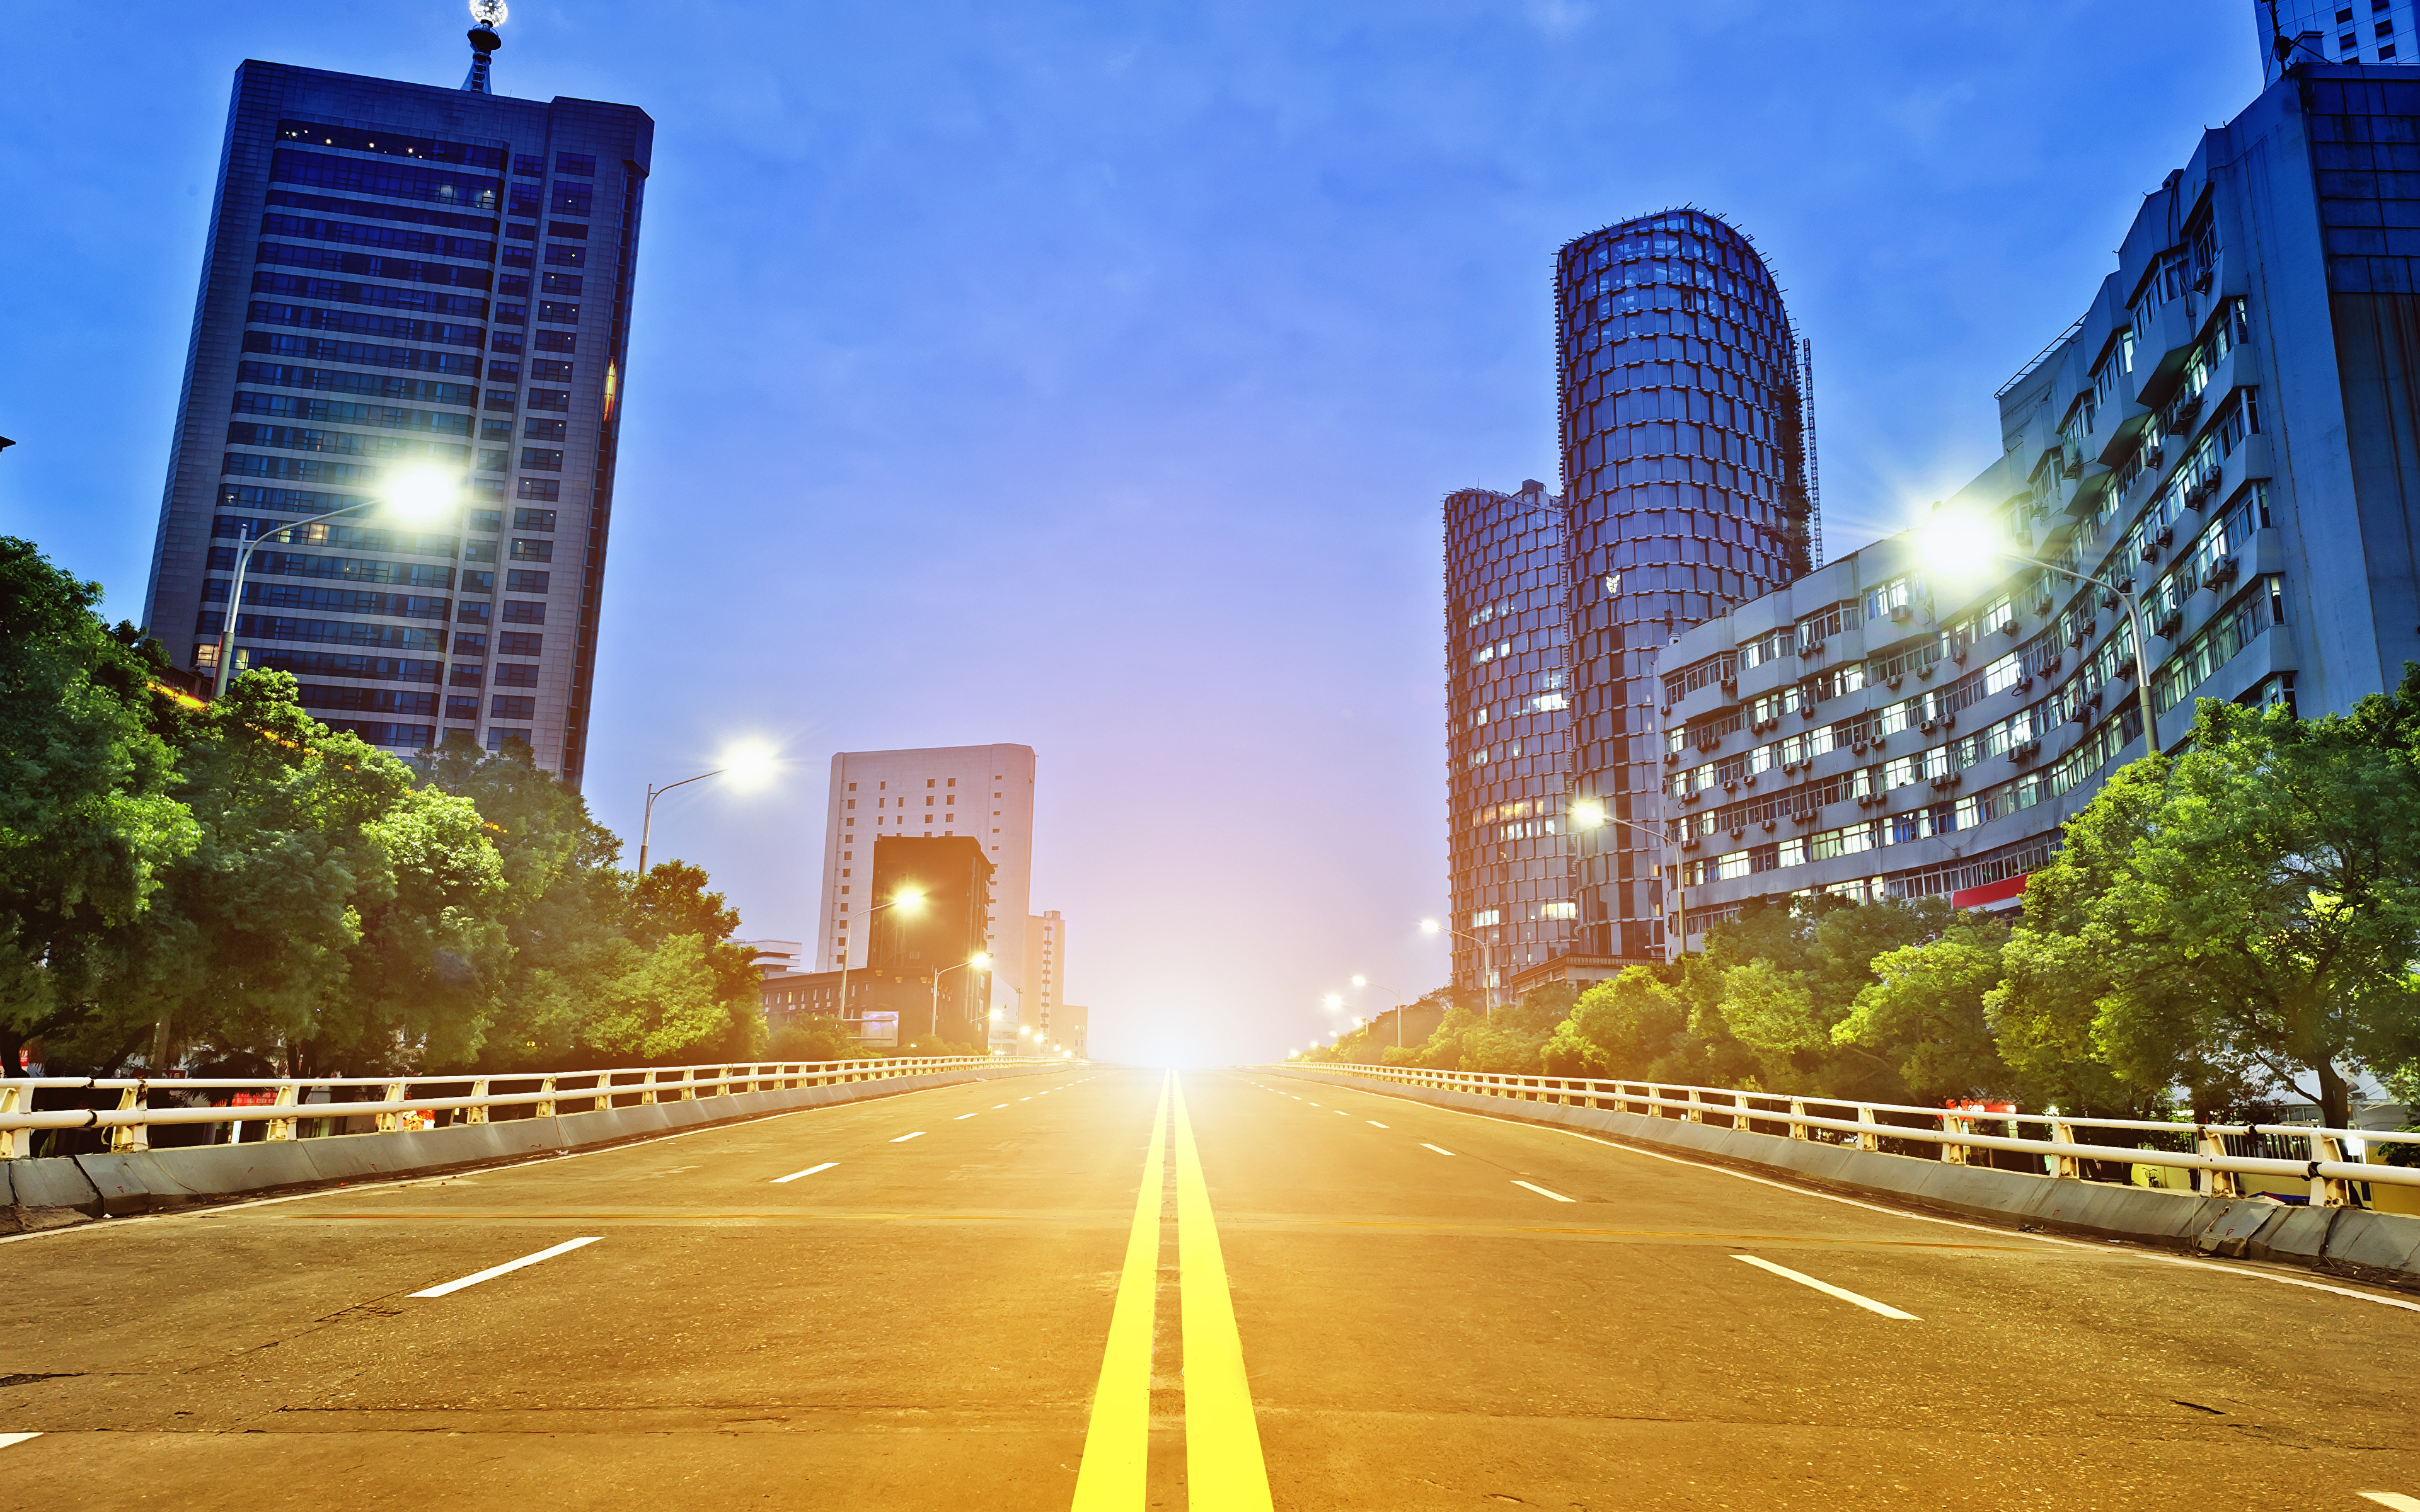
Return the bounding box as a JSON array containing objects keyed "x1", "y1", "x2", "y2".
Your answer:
[
  {"x1": 1943, "y1": 713, "x2": 1957, "y2": 730},
  {"x1": 1743, "y1": 772, "x2": 1758, "y2": 788},
  {"x1": 1720, "y1": 673, "x2": 1738, "y2": 688},
  {"x1": 1916, "y1": 663, "x2": 1936, "y2": 680},
  {"x1": 2141, "y1": 444, "x2": 2164, "y2": 471},
  {"x1": 2099, "y1": 589, "x2": 2121, "y2": 610},
  {"x1": 1930, "y1": 771, "x2": 1962, "y2": 791},
  {"x1": 1857, "y1": 794, "x2": 1877, "y2": 808},
  {"x1": 2041, "y1": 653, "x2": 2063, "y2": 674},
  {"x1": 2138, "y1": 539, "x2": 2161, "y2": 563},
  {"x1": 1891, "y1": 603, "x2": 1915, "y2": 622},
  {"x1": 1683, "y1": 789, "x2": 1703, "y2": 805},
  {"x1": 1799, "y1": 639, "x2": 1826, "y2": 658},
  {"x1": 1920, "y1": 718, "x2": 1939, "y2": 734},
  {"x1": 2012, "y1": 675, "x2": 2034, "y2": 694},
  {"x1": 2204, "y1": 556, "x2": 2240, "y2": 590},
  {"x1": 1681, "y1": 837, "x2": 1701, "y2": 852},
  {"x1": 1794, "y1": 810, "x2": 1819, "y2": 825},
  {"x1": 1851, "y1": 740, "x2": 1869, "y2": 755},
  {"x1": 1729, "y1": 827, "x2": 1746, "y2": 840},
  {"x1": 2154, "y1": 610, "x2": 2182, "y2": 639},
  {"x1": 2002, "y1": 618, "x2": 2021, "y2": 636},
  {"x1": 2155, "y1": 527, "x2": 2175, "y2": 550},
  {"x1": 1663, "y1": 750, "x2": 1681, "y2": 765},
  {"x1": 1723, "y1": 779, "x2": 1739, "y2": 794},
  {"x1": 2116, "y1": 656, "x2": 2139, "y2": 680},
  {"x1": 1760, "y1": 818, "x2": 1777, "y2": 833},
  {"x1": 2034, "y1": 595, "x2": 2056, "y2": 616},
  {"x1": 1887, "y1": 675, "x2": 1904, "y2": 690},
  {"x1": 2061, "y1": 452, "x2": 2084, "y2": 481}
]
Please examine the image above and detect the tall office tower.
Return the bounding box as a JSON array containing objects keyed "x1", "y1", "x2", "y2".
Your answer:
[
  {"x1": 1020, "y1": 909, "x2": 1067, "y2": 1043},
  {"x1": 2259, "y1": 0, "x2": 2416, "y2": 78},
  {"x1": 141, "y1": 18, "x2": 652, "y2": 784},
  {"x1": 1555, "y1": 209, "x2": 1816, "y2": 959},
  {"x1": 818, "y1": 743, "x2": 1037, "y2": 993},
  {"x1": 1442, "y1": 481, "x2": 1577, "y2": 999}
]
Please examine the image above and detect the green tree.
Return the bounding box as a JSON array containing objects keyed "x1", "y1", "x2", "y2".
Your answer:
[
  {"x1": 1540, "y1": 966, "x2": 1687, "y2": 1079},
  {"x1": 1832, "y1": 917, "x2": 2014, "y2": 1103},
  {"x1": 0, "y1": 539, "x2": 199, "y2": 1073},
  {"x1": 1992, "y1": 685, "x2": 2420, "y2": 1127}
]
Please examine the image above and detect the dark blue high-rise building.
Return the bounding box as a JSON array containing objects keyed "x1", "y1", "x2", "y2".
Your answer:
[
  {"x1": 142, "y1": 20, "x2": 651, "y2": 785},
  {"x1": 1554, "y1": 210, "x2": 1816, "y2": 959}
]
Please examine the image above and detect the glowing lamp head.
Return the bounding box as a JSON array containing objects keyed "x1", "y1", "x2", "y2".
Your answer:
[
  {"x1": 1351, "y1": 975, "x2": 1367, "y2": 988},
  {"x1": 892, "y1": 888, "x2": 926, "y2": 912},
  {"x1": 380, "y1": 468, "x2": 461, "y2": 522},
  {"x1": 1419, "y1": 919, "x2": 1441, "y2": 936},
  {"x1": 1915, "y1": 504, "x2": 2008, "y2": 588},
  {"x1": 1323, "y1": 994, "x2": 1343, "y2": 1011},
  {"x1": 969, "y1": 952, "x2": 992, "y2": 971},
  {"x1": 1351, "y1": 1016, "x2": 1366, "y2": 1029},
  {"x1": 988, "y1": 1008, "x2": 1003, "y2": 1022},
  {"x1": 470, "y1": 0, "x2": 509, "y2": 26},
  {"x1": 1572, "y1": 799, "x2": 1606, "y2": 830}
]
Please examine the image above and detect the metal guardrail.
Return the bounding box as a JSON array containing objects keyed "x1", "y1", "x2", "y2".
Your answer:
[
  {"x1": 0, "y1": 1056, "x2": 1052, "y2": 1160},
  {"x1": 1288, "y1": 1063, "x2": 2420, "y2": 1208}
]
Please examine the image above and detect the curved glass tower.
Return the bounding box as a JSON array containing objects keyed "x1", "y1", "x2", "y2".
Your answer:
[
  {"x1": 1555, "y1": 209, "x2": 1815, "y2": 958},
  {"x1": 1443, "y1": 481, "x2": 1575, "y2": 998}
]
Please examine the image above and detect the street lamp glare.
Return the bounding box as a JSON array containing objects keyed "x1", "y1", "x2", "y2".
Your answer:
[
  {"x1": 968, "y1": 951, "x2": 992, "y2": 970},
  {"x1": 1915, "y1": 505, "x2": 2004, "y2": 586},
  {"x1": 1323, "y1": 993, "x2": 1344, "y2": 1011},
  {"x1": 380, "y1": 467, "x2": 461, "y2": 521},
  {"x1": 1351, "y1": 975, "x2": 1367, "y2": 988},
  {"x1": 1572, "y1": 799, "x2": 1606, "y2": 830},
  {"x1": 893, "y1": 888, "x2": 926, "y2": 912},
  {"x1": 1419, "y1": 919, "x2": 1441, "y2": 936},
  {"x1": 718, "y1": 739, "x2": 779, "y2": 791}
]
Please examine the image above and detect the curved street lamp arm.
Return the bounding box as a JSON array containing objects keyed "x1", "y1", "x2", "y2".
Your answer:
[
  {"x1": 1985, "y1": 547, "x2": 2160, "y2": 757},
  {"x1": 637, "y1": 767, "x2": 727, "y2": 874}
]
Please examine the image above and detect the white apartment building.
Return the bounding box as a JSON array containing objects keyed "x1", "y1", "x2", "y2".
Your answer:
[{"x1": 817, "y1": 744, "x2": 1037, "y2": 995}]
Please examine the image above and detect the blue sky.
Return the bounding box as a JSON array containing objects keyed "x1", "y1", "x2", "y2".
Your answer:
[{"x1": 1, "y1": 1, "x2": 2264, "y2": 1063}]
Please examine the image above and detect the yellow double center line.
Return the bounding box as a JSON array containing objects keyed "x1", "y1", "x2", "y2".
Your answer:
[{"x1": 1071, "y1": 1073, "x2": 1272, "y2": 1512}]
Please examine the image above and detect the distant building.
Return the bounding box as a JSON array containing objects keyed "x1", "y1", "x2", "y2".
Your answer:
[
  {"x1": 1022, "y1": 909, "x2": 1067, "y2": 1045},
  {"x1": 758, "y1": 968, "x2": 929, "y2": 1048},
  {"x1": 141, "y1": 21, "x2": 652, "y2": 782},
  {"x1": 1661, "y1": 64, "x2": 2420, "y2": 942},
  {"x1": 869, "y1": 836, "x2": 994, "y2": 1047},
  {"x1": 1057, "y1": 1003, "x2": 1089, "y2": 1058},
  {"x1": 734, "y1": 939, "x2": 802, "y2": 978},
  {"x1": 816, "y1": 744, "x2": 1035, "y2": 995}
]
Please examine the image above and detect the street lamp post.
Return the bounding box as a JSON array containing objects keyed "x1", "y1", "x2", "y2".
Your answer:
[
  {"x1": 637, "y1": 770, "x2": 719, "y2": 877},
  {"x1": 1419, "y1": 918, "x2": 1495, "y2": 1015},
  {"x1": 930, "y1": 951, "x2": 992, "y2": 1044},
  {"x1": 1920, "y1": 517, "x2": 2162, "y2": 759},
  {"x1": 1570, "y1": 799, "x2": 1683, "y2": 961},
  {"x1": 838, "y1": 889, "x2": 923, "y2": 1043},
  {"x1": 209, "y1": 470, "x2": 461, "y2": 697}
]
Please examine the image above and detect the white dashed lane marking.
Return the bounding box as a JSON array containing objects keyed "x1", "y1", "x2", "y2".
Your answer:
[
  {"x1": 411, "y1": 1236, "x2": 601, "y2": 1299},
  {"x1": 771, "y1": 1162, "x2": 837, "y2": 1184},
  {"x1": 1512, "y1": 1179, "x2": 1575, "y2": 1203},
  {"x1": 1420, "y1": 1143, "x2": 1456, "y2": 1157},
  {"x1": 890, "y1": 1131, "x2": 926, "y2": 1143},
  {"x1": 1732, "y1": 1254, "x2": 1918, "y2": 1320}
]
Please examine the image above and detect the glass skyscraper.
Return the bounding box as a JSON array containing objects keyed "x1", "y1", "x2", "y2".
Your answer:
[
  {"x1": 141, "y1": 42, "x2": 651, "y2": 784},
  {"x1": 1443, "y1": 482, "x2": 1576, "y2": 998},
  {"x1": 1553, "y1": 209, "x2": 1816, "y2": 959}
]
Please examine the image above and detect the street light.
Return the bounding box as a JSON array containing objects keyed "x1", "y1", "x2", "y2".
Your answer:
[
  {"x1": 931, "y1": 951, "x2": 993, "y2": 1043},
  {"x1": 838, "y1": 888, "x2": 923, "y2": 1038},
  {"x1": 636, "y1": 742, "x2": 777, "y2": 875},
  {"x1": 209, "y1": 467, "x2": 461, "y2": 697},
  {"x1": 1420, "y1": 917, "x2": 1498, "y2": 1016},
  {"x1": 1921, "y1": 510, "x2": 2162, "y2": 758},
  {"x1": 1569, "y1": 799, "x2": 1685, "y2": 961}
]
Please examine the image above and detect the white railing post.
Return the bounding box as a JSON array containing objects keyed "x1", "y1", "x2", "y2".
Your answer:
[
  {"x1": 265, "y1": 1084, "x2": 300, "y2": 1142},
  {"x1": 2047, "y1": 1115, "x2": 2080, "y2": 1179},
  {"x1": 1788, "y1": 1098, "x2": 1809, "y2": 1140},
  {"x1": 592, "y1": 1072, "x2": 613, "y2": 1112},
  {"x1": 0, "y1": 1083, "x2": 24, "y2": 1160},
  {"x1": 375, "y1": 1081, "x2": 408, "y2": 1133},
  {"x1": 108, "y1": 1084, "x2": 151, "y2": 1152},
  {"x1": 640, "y1": 1069, "x2": 659, "y2": 1106},
  {"x1": 1939, "y1": 1110, "x2": 1969, "y2": 1165},
  {"x1": 1685, "y1": 1089, "x2": 1705, "y2": 1124},
  {"x1": 1855, "y1": 1104, "x2": 1881, "y2": 1152},
  {"x1": 682, "y1": 1068, "x2": 700, "y2": 1101},
  {"x1": 2194, "y1": 1126, "x2": 2236, "y2": 1198},
  {"x1": 1731, "y1": 1094, "x2": 1750, "y2": 1132},
  {"x1": 537, "y1": 1077, "x2": 558, "y2": 1118},
  {"x1": 466, "y1": 1079, "x2": 490, "y2": 1125},
  {"x1": 2309, "y1": 1130, "x2": 2353, "y2": 1208}
]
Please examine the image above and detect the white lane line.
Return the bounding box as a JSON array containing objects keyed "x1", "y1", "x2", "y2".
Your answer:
[
  {"x1": 1367, "y1": 1120, "x2": 1389, "y2": 1128},
  {"x1": 1334, "y1": 1109, "x2": 1349, "y2": 1116},
  {"x1": 2358, "y1": 1494, "x2": 2420, "y2": 1511},
  {"x1": 0, "y1": 1434, "x2": 39, "y2": 1451},
  {"x1": 1732, "y1": 1254, "x2": 1918, "y2": 1320},
  {"x1": 411, "y1": 1236, "x2": 601, "y2": 1298},
  {"x1": 1420, "y1": 1143, "x2": 1456, "y2": 1156},
  {"x1": 1512, "y1": 1179, "x2": 1576, "y2": 1203},
  {"x1": 1021, "y1": 1097, "x2": 1033, "y2": 1101},
  {"x1": 994, "y1": 1103, "x2": 1008, "y2": 1108},
  {"x1": 954, "y1": 1113, "x2": 979, "y2": 1120},
  {"x1": 890, "y1": 1131, "x2": 926, "y2": 1143},
  {"x1": 771, "y1": 1162, "x2": 837, "y2": 1184}
]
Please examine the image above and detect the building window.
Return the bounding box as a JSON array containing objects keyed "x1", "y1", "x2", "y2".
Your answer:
[
  {"x1": 505, "y1": 569, "x2": 550, "y2": 593},
  {"x1": 553, "y1": 151, "x2": 596, "y2": 177},
  {"x1": 487, "y1": 726, "x2": 529, "y2": 750},
  {"x1": 502, "y1": 600, "x2": 545, "y2": 624},
  {"x1": 498, "y1": 631, "x2": 541, "y2": 655},
  {"x1": 535, "y1": 331, "x2": 576, "y2": 353},
  {"x1": 516, "y1": 478, "x2": 560, "y2": 501},
  {"x1": 490, "y1": 696, "x2": 536, "y2": 719}
]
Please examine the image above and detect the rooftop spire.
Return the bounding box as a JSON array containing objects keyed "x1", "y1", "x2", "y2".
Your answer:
[{"x1": 463, "y1": 0, "x2": 506, "y2": 93}]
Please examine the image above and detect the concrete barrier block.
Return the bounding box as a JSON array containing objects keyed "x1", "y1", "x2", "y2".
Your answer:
[
  {"x1": 2250, "y1": 1205, "x2": 2341, "y2": 1262},
  {"x1": 2320, "y1": 1208, "x2": 2420, "y2": 1272},
  {"x1": 107, "y1": 1140, "x2": 325, "y2": 1198},
  {"x1": 2193, "y1": 1198, "x2": 2286, "y2": 1257},
  {"x1": 5, "y1": 1157, "x2": 101, "y2": 1213}
]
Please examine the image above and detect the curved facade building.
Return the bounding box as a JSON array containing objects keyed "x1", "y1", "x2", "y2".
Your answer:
[
  {"x1": 1555, "y1": 209, "x2": 1816, "y2": 958},
  {"x1": 1443, "y1": 481, "x2": 1575, "y2": 997}
]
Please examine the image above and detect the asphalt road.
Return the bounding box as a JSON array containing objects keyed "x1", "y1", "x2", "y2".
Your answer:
[{"x1": 2, "y1": 1066, "x2": 2417, "y2": 1511}]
